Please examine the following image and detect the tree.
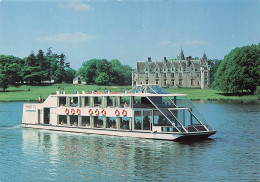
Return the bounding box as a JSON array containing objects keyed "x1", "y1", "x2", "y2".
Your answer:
[
  {"x1": 0, "y1": 55, "x2": 22, "y2": 91},
  {"x1": 53, "y1": 53, "x2": 69, "y2": 83},
  {"x1": 65, "y1": 68, "x2": 76, "y2": 83},
  {"x1": 213, "y1": 44, "x2": 260, "y2": 94},
  {"x1": 208, "y1": 59, "x2": 222, "y2": 84},
  {"x1": 78, "y1": 58, "x2": 132, "y2": 86},
  {"x1": 77, "y1": 59, "x2": 98, "y2": 84},
  {"x1": 95, "y1": 72, "x2": 110, "y2": 85}
]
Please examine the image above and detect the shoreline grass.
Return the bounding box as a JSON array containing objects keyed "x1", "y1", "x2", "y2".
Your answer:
[{"x1": 0, "y1": 84, "x2": 259, "y2": 103}]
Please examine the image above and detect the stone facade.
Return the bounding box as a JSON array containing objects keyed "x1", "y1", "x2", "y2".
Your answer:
[{"x1": 132, "y1": 50, "x2": 210, "y2": 89}]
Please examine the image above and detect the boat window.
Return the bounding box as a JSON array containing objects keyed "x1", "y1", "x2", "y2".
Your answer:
[
  {"x1": 121, "y1": 117, "x2": 129, "y2": 130},
  {"x1": 82, "y1": 116, "x2": 90, "y2": 127},
  {"x1": 134, "y1": 111, "x2": 152, "y2": 130},
  {"x1": 58, "y1": 115, "x2": 67, "y2": 125},
  {"x1": 80, "y1": 97, "x2": 89, "y2": 108},
  {"x1": 68, "y1": 97, "x2": 78, "y2": 107},
  {"x1": 106, "y1": 117, "x2": 116, "y2": 128},
  {"x1": 93, "y1": 97, "x2": 102, "y2": 107},
  {"x1": 143, "y1": 111, "x2": 152, "y2": 130},
  {"x1": 153, "y1": 110, "x2": 171, "y2": 126},
  {"x1": 94, "y1": 116, "x2": 103, "y2": 128},
  {"x1": 120, "y1": 97, "x2": 130, "y2": 108},
  {"x1": 70, "y1": 115, "x2": 78, "y2": 126},
  {"x1": 59, "y1": 97, "x2": 66, "y2": 107},
  {"x1": 134, "y1": 111, "x2": 142, "y2": 130},
  {"x1": 107, "y1": 96, "x2": 115, "y2": 108},
  {"x1": 133, "y1": 97, "x2": 154, "y2": 108}
]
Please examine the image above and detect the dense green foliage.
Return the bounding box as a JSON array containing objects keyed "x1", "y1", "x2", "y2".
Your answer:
[
  {"x1": 208, "y1": 59, "x2": 222, "y2": 84},
  {"x1": 213, "y1": 44, "x2": 260, "y2": 93},
  {"x1": 0, "y1": 55, "x2": 22, "y2": 92},
  {"x1": 0, "y1": 48, "x2": 75, "y2": 91},
  {"x1": 77, "y1": 59, "x2": 132, "y2": 85}
]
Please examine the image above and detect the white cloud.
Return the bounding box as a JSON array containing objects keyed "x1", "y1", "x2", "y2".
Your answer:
[
  {"x1": 36, "y1": 32, "x2": 95, "y2": 43},
  {"x1": 159, "y1": 41, "x2": 172, "y2": 46},
  {"x1": 61, "y1": 0, "x2": 92, "y2": 11},
  {"x1": 184, "y1": 40, "x2": 208, "y2": 46}
]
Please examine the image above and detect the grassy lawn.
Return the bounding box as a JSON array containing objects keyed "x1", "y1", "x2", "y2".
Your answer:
[{"x1": 0, "y1": 84, "x2": 259, "y2": 102}]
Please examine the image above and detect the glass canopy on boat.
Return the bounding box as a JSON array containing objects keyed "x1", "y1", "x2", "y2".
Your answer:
[
  {"x1": 129, "y1": 85, "x2": 170, "y2": 94},
  {"x1": 130, "y1": 85, "x2": 214, "y2": 133}
]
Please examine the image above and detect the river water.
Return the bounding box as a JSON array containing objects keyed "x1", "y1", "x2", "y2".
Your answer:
[{"x1": 0, "y1": 102, "x2": 259, "y2": 181}]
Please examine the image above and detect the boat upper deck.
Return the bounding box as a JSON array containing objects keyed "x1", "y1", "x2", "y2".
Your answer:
[{"x1": 51, "y1": 85, "x2": 187, "y2": 98}]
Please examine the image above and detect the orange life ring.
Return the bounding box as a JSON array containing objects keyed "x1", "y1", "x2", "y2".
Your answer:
[
  {"x1": 71, "y1": 108, "x2": 75, "y2": 115},
  {"x1": 122, "y1": 110, "x2": 127, "y2": 117},
  {"x1": 101, "y1": 109, "x2": 106, "y2": 116},
  {"x1": 115, "y1": 109, "x2": 120, "y2": 116},
  {"x1": 95, "y1": 109, "x2": 99, "y2": 115},
  {"x1": 76, "y1": 109, "x2": 81, "y2": 115},
  {"x1": 65, "y1": 108, "x2": 69, "y2": 114},
  {"x1": 88, "y1": 109, "x2": 93, "y2": 115}
]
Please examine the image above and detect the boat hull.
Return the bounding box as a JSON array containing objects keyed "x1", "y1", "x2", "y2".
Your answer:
[{"x1": 21, "y1": 123, "x2": 216, "y2": 141}]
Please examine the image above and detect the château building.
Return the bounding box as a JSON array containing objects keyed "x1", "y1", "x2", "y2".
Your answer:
[{"x1": 132, "y1": 50, "x2": 210, "y2": 89}]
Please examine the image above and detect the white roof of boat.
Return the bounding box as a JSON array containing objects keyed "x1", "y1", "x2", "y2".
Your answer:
[
  {"x1": 52, "y1": 92, "x2": 187, "y2": 97},
  {"x1": 52, "y1": 85, "x2": 187, "y2": 97}
]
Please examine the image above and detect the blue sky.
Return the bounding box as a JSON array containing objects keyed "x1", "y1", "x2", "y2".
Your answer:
[{"x1": 0, "y1": 0, "x2": 259, "y2": 69}]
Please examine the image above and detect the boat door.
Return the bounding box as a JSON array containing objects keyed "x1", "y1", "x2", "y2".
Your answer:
[
  {"x1": 38, "y1": 109, "x2": 41, "y2": 124},
  {"x1": 43, "y1": 108, "x2": 50, "y2": 124},
  {"x1": 133, "y1": 110, "x2": 153, "y2": 131}
]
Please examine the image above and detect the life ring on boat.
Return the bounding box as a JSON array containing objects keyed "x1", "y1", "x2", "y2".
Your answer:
[
  {"x1": 88, "y1": 109, "x2": 93, "y2": 115},
  {"x1": 71, "y1": 109, "x2": 75, "y2": 115},
  {"x1": 115, "y1": 109, "x2": 120, "y2": 116},
  {"x1": 76, "y1": 109, "x2": 81, "y2": 115},
  {"x1": 122, "y1": 110, "x2": 127, "y2": 117},
  {"x1": 95, "y1": 109, "x2": 99, "y2": 115},
  {"x1": 101, "y1": 109, "x2": 106, "y2": 116},
  {"x1": 65, "y1": 108, "x2": 69, "y2": 114}
]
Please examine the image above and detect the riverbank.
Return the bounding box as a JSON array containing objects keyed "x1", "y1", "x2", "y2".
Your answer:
[{"x1": 0, "y1": 84, "x2": 259, "y2": 102}]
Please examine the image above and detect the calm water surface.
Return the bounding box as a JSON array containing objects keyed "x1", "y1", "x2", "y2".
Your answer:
[{"x1": 0, "y1": 102, "x2": 259, "y2": 182}]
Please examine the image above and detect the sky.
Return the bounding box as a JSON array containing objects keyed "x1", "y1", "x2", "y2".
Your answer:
[{"x1": 0, "y1": 0, "x2": 259, "y2": 69}]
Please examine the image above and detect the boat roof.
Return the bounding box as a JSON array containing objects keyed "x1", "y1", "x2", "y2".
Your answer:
[{"x1": 52, "y1": 85, "x2": 187, "y2": 97}]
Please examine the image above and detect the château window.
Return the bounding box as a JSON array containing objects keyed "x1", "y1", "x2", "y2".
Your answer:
[
  {"x1": 172, "y1": 79, "x2": 175, "y2": 86},
  {"x1": 179, "y1": 79, "x2": 183, "y2": 86},
  {"x1": 171, "y1": 73, "x2": 174, "y2": 78},
  {"x1": 191, "y1": 79, "x2": 194, "y2": 86},
  {"x1": 156, "y1": 73, "x2": 159, "y2": 78},
  {"x1": 156, "y1": 79, "x2": 159, "y2": 85},
  {"x1": 146, "y1": 80, "x2": 149, "y2": 84},
  {"x1": 163, "y1": 73, "x2": 166, "y2": 77},
  {"x1": 164, "y1": 79, "x2": 167, "y2": 86}
]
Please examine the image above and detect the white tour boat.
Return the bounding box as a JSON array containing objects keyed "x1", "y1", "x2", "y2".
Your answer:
[{"x1": 22, "y1": 85, "x2": 216, "y2": 141}]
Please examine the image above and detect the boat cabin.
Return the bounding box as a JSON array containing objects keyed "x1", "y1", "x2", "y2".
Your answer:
[{"x1": 22, "y1": 85, "x2": 214, "y2": 135}]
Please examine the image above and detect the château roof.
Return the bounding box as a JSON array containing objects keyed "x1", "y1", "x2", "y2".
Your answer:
[{"x1": 136, "y1": 50, "x2": 208, "y2": 73}]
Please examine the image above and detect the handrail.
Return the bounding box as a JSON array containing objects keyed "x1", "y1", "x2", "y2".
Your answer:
[{"x1": 187, "y1": 108, "x2": 209, "y2": 131}]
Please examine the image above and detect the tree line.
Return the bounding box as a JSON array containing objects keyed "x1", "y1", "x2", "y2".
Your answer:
[
  {"x1": 0, "y1": 48, "x2": 75, "y2": 91},
  {"x1": 0, "y1": 48, "x2": 132, "y2": 92}
]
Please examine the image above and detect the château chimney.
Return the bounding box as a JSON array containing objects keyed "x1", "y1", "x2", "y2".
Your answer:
[
  {"x1": 164, "y1": 57, "x2": 167, "y2": 62},
  {"x1": 148, "y1": 57, "x2": 151, "y2": 62}
]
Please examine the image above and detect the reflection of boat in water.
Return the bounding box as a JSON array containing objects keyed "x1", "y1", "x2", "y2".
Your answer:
[{"x1": 22, "y1": 85, "x2": 216, "y2": 141}]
